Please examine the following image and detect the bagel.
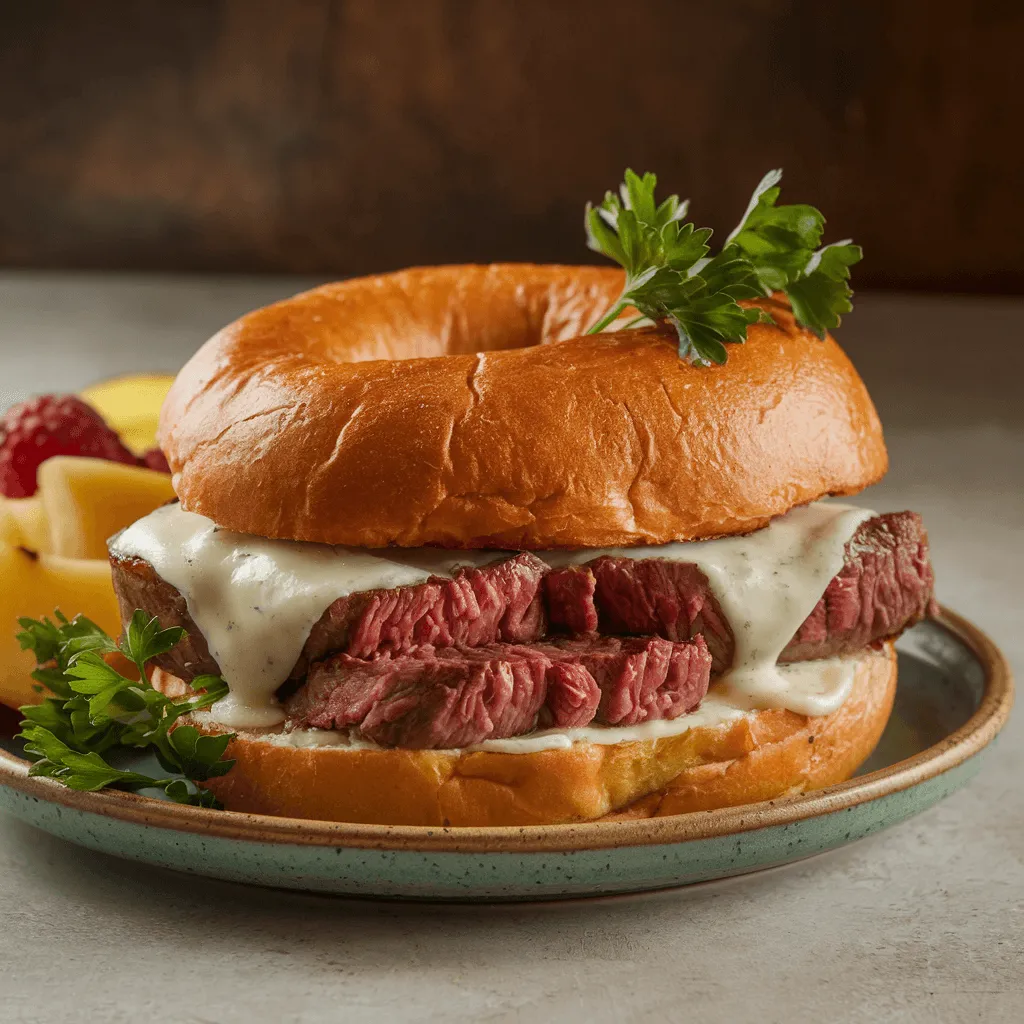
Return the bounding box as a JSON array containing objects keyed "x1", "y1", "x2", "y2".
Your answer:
[
  {"x1": 159, "y1": 264, "x2": 887, "y2": 549},
  {"x1": 107, "y1": 259, "x2": 929, "y2": 828},
  {"x1": 153, "y1": 643, "x2": 896, "y2": 826}
]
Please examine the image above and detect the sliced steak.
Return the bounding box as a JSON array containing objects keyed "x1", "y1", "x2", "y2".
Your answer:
[
  {"x1": 110, "y1": 511, "x2": 934, "y2": 687},
  {"x1": 286, "y1": 635, "x2": 711, "y2": 748},
  {"x1": 547, "y1": 558, "x2": 734, "y2": 667},
  {"x1": 109, "y1": 549, "x2": 548, "y2": 685},
  {"x1": 545, "y1": 512, "x2": 934, "y2": 671},
  {"x1": 548, "y1": 635, "x2": 711, "y2": 727},
  {"x1": 301, "y1": 551, "x2": 547, "y2": 667},
  {"x1": 783, "y1": 512, "x2": 937, "y2": 661}
]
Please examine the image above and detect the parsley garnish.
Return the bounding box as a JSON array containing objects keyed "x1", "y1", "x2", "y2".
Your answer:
[
  {"x1": 585, "y1": 168, "x2": 862, "y2": 365},
  {"x1": 15, "y1": 610, "x2": 234, "y2": 808}
]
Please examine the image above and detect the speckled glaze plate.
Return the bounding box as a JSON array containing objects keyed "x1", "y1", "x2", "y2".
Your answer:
[{"x1": 0, "y1": 607, "x2": 1011, "y2": 902}]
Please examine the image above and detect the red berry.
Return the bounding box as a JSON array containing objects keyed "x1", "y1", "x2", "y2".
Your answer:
[
  {"x1": 0, "y1": 395, "x2": 137, "y2": 498},
  {"x1": 140, "y1": 447, "x2": 171, "y2": 474}
]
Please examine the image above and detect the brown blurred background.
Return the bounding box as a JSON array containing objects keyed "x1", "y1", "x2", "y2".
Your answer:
[{"x1": 1, "y1": 0, "x2": 1022, "y2": 291}]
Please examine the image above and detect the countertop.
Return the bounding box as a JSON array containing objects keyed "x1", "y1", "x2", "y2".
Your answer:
[{"x1": 0, "y1": 274, "x2": 1020, "y2": 1023}]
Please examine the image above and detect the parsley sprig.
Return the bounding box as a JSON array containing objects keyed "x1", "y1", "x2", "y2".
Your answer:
[
  {"x1": 585, "y1": 168, "x2": 862, "y2": 365},
  {"x1": 15, "y1": 610, "x2": 234, "y2": 807}
]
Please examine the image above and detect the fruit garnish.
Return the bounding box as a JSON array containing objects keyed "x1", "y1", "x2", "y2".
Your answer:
[
  {"x1": 36, "y1": 457, "x2": 176, "y2": 560},
  {"x1": 0, "y1": 546, "x2": 122, "y2": 708},
  {"x1": 0, "y1": 458, "x2": 176, "y2": 709},
  {"x1": 0, "y1": 395, "x2": 137, "y2": 498},
  {"x1": 79, "y1": 373, "x2": 175, "y2": 455}
]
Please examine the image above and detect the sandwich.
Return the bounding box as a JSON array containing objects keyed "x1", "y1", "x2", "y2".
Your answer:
[{"x1": 23, "y1": 170, "x2": 938, "y2": 825}]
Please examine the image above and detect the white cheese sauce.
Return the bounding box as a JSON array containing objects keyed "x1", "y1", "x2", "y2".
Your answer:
[{"x1": 110, "y1": 500, "x2": 872, "y2": 737}]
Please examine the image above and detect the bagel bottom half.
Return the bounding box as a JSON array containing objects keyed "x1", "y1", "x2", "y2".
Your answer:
[{"x1": 152, "y1": 643, "x2": 896, "y2": 827}]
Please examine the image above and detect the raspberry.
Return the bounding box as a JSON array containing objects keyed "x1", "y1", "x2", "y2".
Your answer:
[
  {"x1": 140, "y1": 447, "x2": 171, "y2": 474},
  {"x1": 0, "y1": 395, "x2": 137, "y2": 498}
]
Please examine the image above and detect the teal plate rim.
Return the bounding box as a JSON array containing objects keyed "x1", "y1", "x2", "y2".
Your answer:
[{"x1": 0, "y1": 606, "x2": 1012, "y2": 855}]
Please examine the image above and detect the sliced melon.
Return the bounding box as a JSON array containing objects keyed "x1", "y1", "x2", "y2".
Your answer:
[
  {"x1": 80, "y1": 373, "x2": 176, "y2": 454},
  {"x1": 37, "y1": 457, "x2": 176, "y2": 560},
  {"x1": 0, "y1": 496, "x2": 50, "y2": 553},
  {"x1": 0, "y1": 545, "x2": 123, "y2": 708}
]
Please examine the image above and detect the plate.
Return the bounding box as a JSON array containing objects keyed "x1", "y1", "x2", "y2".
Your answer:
[{"x1": 0, "y1": 607, "x2": 1012, "y2": 902}]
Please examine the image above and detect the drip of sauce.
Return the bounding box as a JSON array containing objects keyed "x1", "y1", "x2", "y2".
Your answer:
[
  {"x1": 543, "y1": 501, "x2": 873, "y2": 717},
  {"x1": 111, "y1": 500, "x2": 872, "y2": 734}
]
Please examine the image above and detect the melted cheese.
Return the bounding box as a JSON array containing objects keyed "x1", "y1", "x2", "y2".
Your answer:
[{"x1": 110, "y1": 501, "x2": 871, "y2": 734}]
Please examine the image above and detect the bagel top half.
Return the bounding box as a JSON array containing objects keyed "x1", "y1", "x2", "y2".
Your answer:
[{"x1": 159, "y1": 264, "x2": 887, "y2": 549}]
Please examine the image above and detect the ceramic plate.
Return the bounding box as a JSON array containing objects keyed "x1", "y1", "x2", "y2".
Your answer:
[{"x1": 0, "y1": 607, "x2": 1012, "y2": 902}]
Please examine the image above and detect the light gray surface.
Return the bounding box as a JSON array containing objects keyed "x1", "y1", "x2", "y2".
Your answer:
[{"x1": 0, "y1": 275, "x2": 1020, "y2": 1023}]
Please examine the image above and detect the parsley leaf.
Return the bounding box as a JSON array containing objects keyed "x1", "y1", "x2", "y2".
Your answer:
[
  {"x1": 585, "y1": 168, "x2": 861, "y2": 361},
  {"x1": 785, "y1": 240, "x2": 862, "y2": 338},
  {"x1": 724, "y1": 168, "x2": 824, "y2": 293},
  {"x1": 121, "y1": 608, "x2": 185, "y2": 682},
  {"x1": 15, "y1": 610, "x2": 234, "y2": 808}
]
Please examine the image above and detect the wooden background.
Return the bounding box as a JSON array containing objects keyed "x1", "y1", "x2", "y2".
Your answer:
[{"x1": 1, "y1": 0, "x2": 1021, "y2": 290}]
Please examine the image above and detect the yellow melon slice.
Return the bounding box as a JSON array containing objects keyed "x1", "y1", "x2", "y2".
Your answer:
[
  {"x1": 80, "y1": 373, "x2": 176, "y2": 454},
  {"x1": 37, "y1": 457, "x2": 176, "y2": 560},
  {"x1": 0, "y1": 545, "x2": 123, "y2": 709},
  {"x1": 0, "y1": 496, "x2": 50, "y2": 553}
]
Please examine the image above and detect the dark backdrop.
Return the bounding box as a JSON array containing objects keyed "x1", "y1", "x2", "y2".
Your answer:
[{"x1": 2, "y1": 0, "x2": 1022, "y2": 290}]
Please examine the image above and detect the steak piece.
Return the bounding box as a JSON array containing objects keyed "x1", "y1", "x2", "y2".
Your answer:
[
  {"x1": 302, "y1": 552, "x2": 547, "y2": 666},
  {"x1": 547, "y1": 558, "x2": 734, "y2": 667},
  {"x1": 287, "y1": 635, "x2": 711, "y2": 748},
  {"x1": 783, "y1": 512, "x2": 937, "y2": 661},
  {"x1": 110, "y1": 555, "x2": 221, "y2": 680},
  {"x1": 545, "y1": 512, "x2": 935, "y2": 671},
  {"x1": 109, "y1": 549, "x2": 548, "y2": 685}
]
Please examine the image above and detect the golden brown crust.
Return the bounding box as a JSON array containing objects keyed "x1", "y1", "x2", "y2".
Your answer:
[
  {"x1": 159, "y1": 264, "x2": 887, "y2": 548},
  {"x1": 155, "y1": 644, "x2": 896, "y2": 826}
]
